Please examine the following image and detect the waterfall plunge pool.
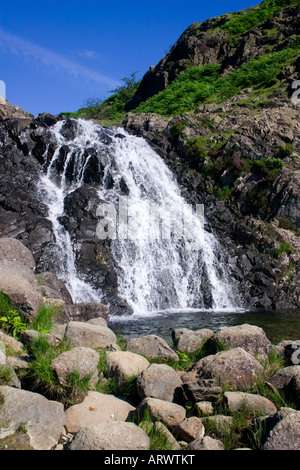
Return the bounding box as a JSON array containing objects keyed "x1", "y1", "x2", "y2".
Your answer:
[{"x1": 108, "y1": 308, "x2": 300, "y2": 345}]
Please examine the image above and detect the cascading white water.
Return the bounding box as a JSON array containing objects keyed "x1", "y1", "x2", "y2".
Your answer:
[
  {"x1": 38, "y1": 118, "x2": 240, "y2": 314},
  {"x1": 107, "y1": 129, "x2": 240, "y2": 314},
  {"x1": 37, "y1": 119, "x2": 105, "y2": 303}
]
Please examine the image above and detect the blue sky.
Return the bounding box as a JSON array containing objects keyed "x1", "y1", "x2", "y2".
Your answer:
[{"x1": 0, "y1": 0, "x2": 259, "y2": 116}]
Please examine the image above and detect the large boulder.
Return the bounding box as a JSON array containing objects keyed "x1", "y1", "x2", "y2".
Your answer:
[
  {"x1": 65, "y1": 391, "x2": 135, "y2": 433},
  {"x1": 0, "y1": 261, "x2": 43, "y2": 319},
  {"x1": 64, "y1": 321, "x2": 116, "y2": 349},
  {"x1": 263, "y1": 408, "x2": 300, "y2": 450},
  {"x1": 136, "y1": 397, "x2": 186, "y2": 429},
  {"x1": 68, "y1": 422, "x2": 150, "y2": 450},
  {"x1": 136, "y1": 363, "x2": 183, "y2": 403},
  {"x1": 183, "y1": 379, "x2": 222, "y2": 403},
  {"x1": 172, "y1": 328, "x2": 214, "y2": 354},
  {"x1": 36, "y1": 272, "x2": 73, "y2": 305},
  {"x1": 182, "y1": 347, "x2": 264, "y2": 391},
  {"x1": 0, "y1": 237, "x2": 36, "y2": 271},
  {"x1": 127, "y1": 335, "x2": 179, "y2": 362},
  {"x1": 50, "y1": 347, "x2": 100, "y2": 388},
  {"x1": 0, "y1": 385, "x2": 66, "y2": 450},
  {"x1": 269, "y1": 365, "x2": 300, "y2": 402},
  {"x1": 269, "y1": 365, "x2": 300, "y2": 390},
  {"x1": 0, "y1": 331, "x2": 23, "y2": 354},
  {"x1": 185, "y1": 436, "x2": 224, "y2": 450},
  {"x1": 106, "y1": 351, "x2": 150, "y2": 384},
  {"x1": 173, "y1": 416, "x2": 205, "y2": 442},
  {"x1": 224, "y1": 391, "x2": 277, "y2": 416},
  {"x1": 210, "y1": 324, "x2": 271, "y2": 358},
  {"x1": 0, "y1": 238, "x2": 44, "y2": 319}
]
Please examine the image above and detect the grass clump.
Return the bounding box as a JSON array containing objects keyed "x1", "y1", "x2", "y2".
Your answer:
[
  {"x1": 25, "y1": 336, "x2": 70, "y2": 399},
  {"x1": 67, "y1": 369, "x2": 94, "y2": 400},
  {"x1": 273, "y1": 241, "x2": 294, "y2": 257},
  {"x1": 32, "y1": 303, "x2": 62, "y2": 334},
  {"x1": 169, "y1": 119, "x2": 186, "y2": 140},
  {"x1": 278, "y1": 217, "x2": 297, "y2": 232},
  {"x1": 217, "y1": 185, "x2": 232, "y2": 202},
  {"x1": 186, "y1": 136, "x2": 210, "y2": 168},
  {"x1": 276, "y1": 143, "x2": 295, "y2": 158},
  {"x1": 250, "y1": 158, "x2": 284, "y2": 183},
  {"x1": 134, "y1": 406, "x2": 176, "y2": 450},
  {"x1": 0, "y1": 365, "x2": 13, "y2": 385}
]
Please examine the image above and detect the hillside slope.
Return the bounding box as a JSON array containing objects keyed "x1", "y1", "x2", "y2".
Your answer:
[{"x1": 126, "y1": 0, "x2": 299, "y2": 112}]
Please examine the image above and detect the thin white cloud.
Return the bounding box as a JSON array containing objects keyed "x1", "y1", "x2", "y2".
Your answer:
[
  {"x1": 80, "y1": 49, "x2": 100, "y2": 59},
  {"x1": 0, "y1": 28, "x2": 119, "y2": 88}
]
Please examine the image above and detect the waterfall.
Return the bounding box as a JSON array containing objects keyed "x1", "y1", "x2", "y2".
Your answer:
[{"x1": 38, "y1": 118, "x2": 240, "y2": 314}]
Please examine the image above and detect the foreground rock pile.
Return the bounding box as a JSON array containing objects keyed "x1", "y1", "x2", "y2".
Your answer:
[
  {"x1": 1, "y1": 314, "x2": 300, "y2": 451},
  {"x1": 1, "y1": 237, "x2": 300, "y2": 450}
]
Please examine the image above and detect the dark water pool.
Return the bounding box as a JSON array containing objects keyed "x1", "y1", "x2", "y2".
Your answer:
[{"x1": 108, "y1": 308, "x2": 300, "y2": 345}]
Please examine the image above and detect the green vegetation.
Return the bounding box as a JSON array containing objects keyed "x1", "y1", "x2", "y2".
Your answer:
[
  {"x1": 219, "y1": 0, "x2": 299, "y2": 44},
  {"x1": 278, "y1": 217, "x2": 298, "y2": 233},
  {"x1": 186, "y1": 136, "x2": 209, "y2": 166},
  {"x1": 0, "y1": 365, "x2": 12, "y2": 385},
  {"x1": 26, "y1": 336, "x2": 70, "y2": 399},
  {"x1": 273, "y1": 241, "x2": 294, "y2": 257},
  {"x1": 217, "y1": 185, "x2": 232, "y2": 202},
  {"x1": 169, "y1": 119, "x2": 186, "y2": 140},
  {"x1": 32, "y1": 303, "x2": 62, "y2": 334},
  {"x1": 133, "y1": 45, "x2": 300, "y2": 116},
  {"x1": 276, "y1": 143, "x2": 295, "y2": 158},
  {"x1": 249, "y1": 187, "x2": 272, "y2": 215},
  {"x1": 0, "y1": 292, "x2": 28, "y2": 338},
  {"x1": 135, "y1": 407, "x2": 176, "y2": 450},
  {"x1": 250, "y1": 158, "x2": 284, "y2": 183},
  {"x1": 0, "y1": 293, "x2": 63, "y2": 340}
]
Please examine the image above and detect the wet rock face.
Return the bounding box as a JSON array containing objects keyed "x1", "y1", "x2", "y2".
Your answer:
[
  {"x1": 0, "y1": 114, "x2": 129, "y2": 314},
  {"x1": 0, "y1": 118, "x2": 56, "y2": 271}
]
